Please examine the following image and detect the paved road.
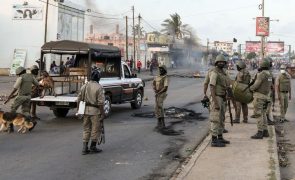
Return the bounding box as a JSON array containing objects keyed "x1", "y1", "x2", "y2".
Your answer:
[{"x1": 0, "y1": 76, "x2": 209, "y2": 180}]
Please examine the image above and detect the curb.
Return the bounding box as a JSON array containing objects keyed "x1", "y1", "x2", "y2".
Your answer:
[
  {"x1": 171, "y1": 132, "x2": 210, "y2": 180},
  {"x1": 269, "y1": 125, "x2": 281, "y2": 180}
]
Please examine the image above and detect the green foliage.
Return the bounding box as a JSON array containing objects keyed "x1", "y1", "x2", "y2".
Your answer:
[{"x1": 246, "y1": 52, "x2": 257, "y2": 59}]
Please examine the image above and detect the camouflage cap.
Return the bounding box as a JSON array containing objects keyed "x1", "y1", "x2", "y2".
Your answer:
[
  {"x1": 15, "y1": 66, "x2": 26, "y2": 75},
  {"x1": 236, "y1": 60, "x2": 246, "y2": 69},
  {"x1": 215, "y1": 54, "x2": 226, "y2": 64},
  {"x1": 30, "y1": 65, "x2": 39, "y2": 71},
  {"x1": 159, "y1": 64, "x2": 167, "y2": 71}
]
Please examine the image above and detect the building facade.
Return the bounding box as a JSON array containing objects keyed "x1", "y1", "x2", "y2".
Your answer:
[{"x1": 0, "y1": 0, "x2": 85, "y2": 75}]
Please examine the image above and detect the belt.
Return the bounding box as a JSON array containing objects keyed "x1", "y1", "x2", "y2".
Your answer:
[
  {"x1": 86, "y1": 103, "x2": 99, "y2": 108},
  {"x1": 280, "y1": 91, "x2": 288, "y2": 93}
]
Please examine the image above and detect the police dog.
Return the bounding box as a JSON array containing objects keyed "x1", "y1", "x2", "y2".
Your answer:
[
  {"x1": 39, "y1": 71, "x2": 56, "y2": 98},
  {"x1": 0, "y1": 111, "x2": 34, "y2": 133}
]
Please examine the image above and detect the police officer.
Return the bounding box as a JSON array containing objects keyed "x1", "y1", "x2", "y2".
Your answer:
[
  {"x1": 233, "y1": 60, "x2": 251, "y2": 123},
  {"x1": 78, "y1": 69, "x2": 105, "y2": 155},
  {"x1": 30, "y1": 65, "x2": 41, "y2": 119},
  {"x1": 7, "y1": 66, "x2": 39, "y2": 132},
  {"x1": 276, "y1": 64, "x2": 291, "y2": 122},
  {"x1": 153, "y1": 64, "x2": 169, "y2": 130},
  {"x1": 209, "y1": 54, "x2": 230, "y2": 147},
  {"x1": 249, "y1": 59, "x2": 272, "y2": 139}
]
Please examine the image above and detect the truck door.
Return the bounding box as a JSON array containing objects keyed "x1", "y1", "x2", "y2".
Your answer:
[{"x1": 122, "y1": 64, "x2": 134, "y2": 100}]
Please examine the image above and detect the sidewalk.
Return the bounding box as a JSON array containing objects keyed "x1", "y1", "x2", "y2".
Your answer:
[{"x1": 172, "y1": 107, "x2": 281, "y2": 180}]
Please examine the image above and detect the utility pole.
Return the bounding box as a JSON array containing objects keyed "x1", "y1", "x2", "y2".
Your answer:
[
  {"x1": 125, "y1": 16, "x2": 128, "y2": 61},
  {"x1": 289, "y1": 45, "x2": 292, "y2": 62},
  {"x1": 132, "y1": 6, "x2": 136, "y2": 70},
  {"x1": 206, "y1": 38, "x2": 209, "y2": 65},
  {"x1": 44, "y1": 0, "x2": 49, "y2": 43},
  {"x1": 260, "y1": 0, "x2": 265, "y2": 60},
  {"x1": 137, "y1": 14, "x2": 141, "y2": 61}
]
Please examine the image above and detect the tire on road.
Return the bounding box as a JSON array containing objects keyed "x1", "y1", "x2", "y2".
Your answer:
[
  {"x1": 131, "y1": 90, "x2": 143, "y2": 109},
  {"x1": 53, "y1": 108, "x2": 69, "y2": 118},
  {"x1": 104, "y1": 95, "x2": 112, "y2": 117}
]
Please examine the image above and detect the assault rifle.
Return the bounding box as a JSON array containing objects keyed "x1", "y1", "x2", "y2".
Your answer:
[
  {"x1": 4, "y1": 94, "x2": 17, "y2": 104},
  {"x1": 226, "y1": 87, "x2": 234, "y2": 126},
  {"x1": 98, "y1": 118, "x2": 105, "y2": 145}
]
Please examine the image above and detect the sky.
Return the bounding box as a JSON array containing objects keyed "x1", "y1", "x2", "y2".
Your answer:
[{"x1": 73, "y1": 0, "x2": 295, "y2": 51}]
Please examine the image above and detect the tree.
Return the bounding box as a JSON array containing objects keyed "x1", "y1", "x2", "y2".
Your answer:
[
  {"x1": 161, "y1": 13, "x2": 188, "y2": 40},
  {"x1": 246, "y1": 52, "x2": 257, "y2": 60}
]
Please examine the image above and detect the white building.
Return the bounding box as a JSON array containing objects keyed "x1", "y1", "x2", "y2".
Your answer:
[
  {"x1": 213, "y1": 41, "x2": 233, "y2": 55},
  {"x1": 0, "y1": 0, "x2": 85, "y2": 75}
]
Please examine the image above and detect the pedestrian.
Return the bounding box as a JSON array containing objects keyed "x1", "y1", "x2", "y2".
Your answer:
[
  {"x1": 136, "y1": 59, "x2": 142, "y2": 73},
  {"x1": 65, "y1": 57, "x2": 71, "y2": 67},
  {"x1": 276, "y1": 64, "x2": 291, "y2": 123},
  {"x1": 78, "y1": 69, "x2": 105, "y2": 155},
  {"x1": 70, "y1": 55, "x2": 76, "y2": 67},
  {"x1": 147, "y1": 60, "x2": 151, "y2": 69},
  {"x1": 153, "y1": 65, "x2": 169, "y2": 131},
  {"x1": 150, "y1": 59, "x2": 154, "y2": 75},
  {"x1": 130, "y1": 59, "x2": 134, "y2": 70},
  {"x1": 171, "y1": 60, "x2": 175, "y2": 68},
  {"x1": 6, "y1": 66, "x2": 39, "y2": 132},
  {"x1": 233, "y1": 61, "x2": 251, "y2": 123},
  {"x1": 208, "y1": 54, "x2": 231, "y2": 147},
  {"x1": 30, "y1": 65, "x2": 41, "y2": 120},
  {"x1": 50, "y1": 61, "x2": 58, "y2": 74},
  {"x1": 249, "y1": 59, "x2": 272, "y2": 139}
]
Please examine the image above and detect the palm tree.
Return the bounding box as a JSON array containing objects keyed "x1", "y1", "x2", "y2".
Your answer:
[{"x1": 161, "y1": 13, "x2": 188, "y2": 40}]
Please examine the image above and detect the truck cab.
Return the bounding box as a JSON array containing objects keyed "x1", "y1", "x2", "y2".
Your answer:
[{"x1": 31, "y1": 40, "x2": 145, "y2": 117}]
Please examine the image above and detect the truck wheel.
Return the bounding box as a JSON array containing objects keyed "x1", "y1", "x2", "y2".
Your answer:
[
  {"x1": 131, "y1": 90, "x2": 143, "y2": 109},
  {"x1": 53, "y1": 108, "x2": 69, "y2": 118},
  {"x1": 104, "y1": 95, "x2": 111, "y2": 117}
]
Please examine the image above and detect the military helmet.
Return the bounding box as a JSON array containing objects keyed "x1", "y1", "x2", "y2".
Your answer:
[
  {"x1": 30, "y1": 65, "x2": 39, "y2": 71},
  {"x1": 236, "y1": 60, "x2": 246, "y2": 69},
  {"x1": 159, "y1": 64, "x2": 167, "y2": 72},
  {"x1": 280, "y1": 64, "x2": 286, "y2": 69},
  {"x1": 15, "y1": 66, "x2": 26, "y2": 75},
  {"x1": 259, "y1": 60, "x2": 270, "y2": 68},
  {"x1": 90, "y1": 69, "x2": 101, "y2": 82},
  {"x1": 215, "y1": 54, "x2": 226, "y2": 64}
]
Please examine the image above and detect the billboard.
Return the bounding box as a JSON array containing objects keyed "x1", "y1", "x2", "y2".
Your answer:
[
  {"x1": 146, "y1": 33, "x2": 171, "y2": 44},
  {"x1": 245, "y1": 41, "x2": 284, "y2": 53},
  {"x1": 245, "y1": 41, "x2": 261, "y2": 52},
  {"x1": 267, "y1": 41, "x2": 284, "y2": 53},
  {"x1": 256, "y1": 17, "x2": 270, "y2": 36},
  {"x1": 12, "y1": 5, "x2": 43, "y2": 20}
]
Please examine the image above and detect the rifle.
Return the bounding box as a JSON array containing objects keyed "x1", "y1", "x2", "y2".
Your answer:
[
  {"x1": 4, "y1": 94, "x2": 17, "y2": 104},
  {"x1": 226, "y1": 88, "x2": 234, "y2": 126},
  {"x1": 98, "y1": 119, "x2": 105, "y2": 145}
]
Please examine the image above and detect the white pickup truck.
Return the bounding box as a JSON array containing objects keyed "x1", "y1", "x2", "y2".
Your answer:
[{"x1": 31, "y1": 40, "x2": 145, "y2": 117}]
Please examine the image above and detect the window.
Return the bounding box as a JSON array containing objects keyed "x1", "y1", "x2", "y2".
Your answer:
[{"x1": 123, "y1": 65, "x2": 131, "y2": 78}]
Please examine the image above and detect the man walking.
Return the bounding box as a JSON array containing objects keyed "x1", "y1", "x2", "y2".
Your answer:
[
  {"x1": 78, "y1": 69, "x2": 105, "y2": 155},
  {"x1": 153, "y1": 65, "x2": 169, "y2": 131},
  {"x1": 233, "y1": 60, "x2": 251, "y2": 123},
  {"x1": 249, "y1": 59, "x2": 272, "y2": 139},
  {"x1": 6, "y1": 66, "x2": 39, "y2": 132},
  {"x1": 136, "y1": 59, "x2": 142, "y2": 73},
  {"x1": 208, "y1": 54, "x2": 230, "y2": 147},
  {"x1": 276, "y1": 64, "x2": 291, "y2": 123}
]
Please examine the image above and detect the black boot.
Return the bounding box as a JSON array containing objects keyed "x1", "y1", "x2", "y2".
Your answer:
[
  {"x1": 223, "y1": 129, "x2": 228, "y2": 133},
  {"x1": 218, "y1": 134, "x2": 230, "y2": 144},
  {"x1": 90, "y1": 141, "x2": 102, "y2": 154},
  {"x1": 233, "y1": 119, "x2": 240, "y2": 123},
  {"x1": 160, "y1": 117, "x2": 166, "y2": 129},
  {"x1": 211, "y1": 136, "x2": 225, "y2": 147},
  {"x1": 251, "y1": 131, "x2": 263, "y2": 139},
  {"x1": 263, "y1": 129, "x2": 269, "y2": 137},
  {"x1": 155, "y1": 118, "x2": 162, "y2": 130},
  {"x1": 8, "y1": 123, "x2": 14, "y2": 133},
  {"x1": 82, "y1": 142, "x2": 90, "y2": 155}
]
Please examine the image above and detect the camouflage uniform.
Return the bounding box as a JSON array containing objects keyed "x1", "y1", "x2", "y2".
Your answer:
[
  {"x1": 11, "y1": 73, "x2": 39, "y2": 117},
  {"x1": 153, "y1": 74, "x2": 169, "y2": 119},
  {"x1": 234, "y1": 67, "x2": 251, "y2": 123},
  {"x1": 78, "y1": 81, "x2": 105, "y2": 143},
  {"x1": 276, "y1": 70, "x2": 291, "y2": 121},
  {"x1": 250, "y1": 65, "x2": 272, "y2": 138},
  {"x1": 209, "y1": 67, "x2": 228, "y2": 136}
]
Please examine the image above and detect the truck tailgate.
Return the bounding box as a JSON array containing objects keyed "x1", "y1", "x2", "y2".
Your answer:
[{"x1": 31, "y1": 96, "x2": 77, "y2": 102}]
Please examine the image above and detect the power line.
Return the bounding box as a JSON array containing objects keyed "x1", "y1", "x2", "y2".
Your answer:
[{"x1": 141, "y1": 18, "x2": 161, "y2": 32}]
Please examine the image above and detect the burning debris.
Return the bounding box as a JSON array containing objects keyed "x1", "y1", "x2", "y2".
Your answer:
[
  {"x1": 169, "y1": 72, "x2": 204, "y2": 79},
  {"x1": 132, "y1": 107, "x2": 205, "y2": 121}
]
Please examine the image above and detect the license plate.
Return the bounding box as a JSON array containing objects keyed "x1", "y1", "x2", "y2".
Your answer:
[{"x1": 55, "y1": 101, "x2": 70, "y2": 106}]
